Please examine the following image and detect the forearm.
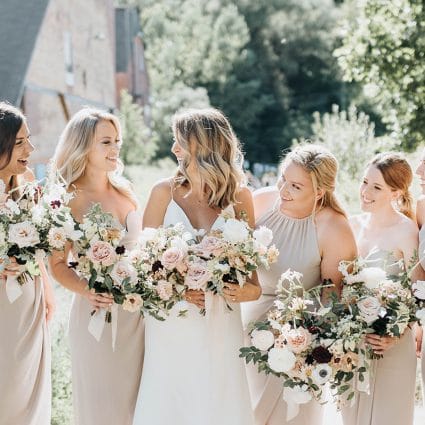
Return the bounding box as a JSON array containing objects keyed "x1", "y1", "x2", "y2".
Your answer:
[{"x1": 49, "y1": 260, "x2": 87, "y2": 296}]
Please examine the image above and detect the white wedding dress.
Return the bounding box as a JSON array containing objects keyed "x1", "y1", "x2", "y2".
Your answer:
[{"x1": 133, "y1": 200, "x2": 254, "y2": 425}]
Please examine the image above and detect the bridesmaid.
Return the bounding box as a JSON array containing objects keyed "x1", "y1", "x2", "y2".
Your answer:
[
  {"x1": 0, "y1": 102, "x2": 53, "y2": 424},
  {"x1": 241, "y1": 144, "x2": 357, "y2": 425},
  {"x1": 341, "y1": 152, "x2": 418, "y2": 425},
  {"x1": 49, "y1": 108, "x2": 144, "y2": 425}
]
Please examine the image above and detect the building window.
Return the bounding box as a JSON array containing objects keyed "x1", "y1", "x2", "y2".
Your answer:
[{"x1": 64, "y1": 31, "x2": 75, "y2": 87}]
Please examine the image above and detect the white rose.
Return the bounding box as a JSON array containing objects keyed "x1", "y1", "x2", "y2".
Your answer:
[
  {"x1": 122, "y1": 293, "x2": 143, "y2": 312},
  {"x1": 110, "y1": 260, "x2": 138, "y2": 286},
  {"x1": 283, "y1": 385, "x2": 312, "y2": 405},
  {"x1": 358, "y1": 296, "x2": 381, "y2": 324},
  {"x1": 48, "y1": 227, "x2": 67, "y2": 250},
  {"x1": 139, "y1": 227, "x2": 158, "y2": 245},
  {"x1": 357, "y1": 267, "x2": 387, "y2": 290},
  {"x1": 62, "y1": 220, "x2": 84, "y2": 241},
  {"x1": 222, "y1": 219, "x2": 249, "y2": 243},
  {"x1": 413, "y1": 281, "x2": 425, "y2": 300},
  {"x1": 311, "y1": 364, "x2": 332, "y2": 385},
  {"x1": 170, "y1": 236, "x2": 189, "y2": 252},
  {"x1": 267, "y1": 347, "x2": 296, "y2": 373},
  {"x1": 253, "y1": 226, "x2": 273, "y2": 247},
  {"x1": 9, "y1": 221, "x2": 40, "y2": 248},
  {"x1": 251, "y1": 329, "x2": 275, "y2": 351}
]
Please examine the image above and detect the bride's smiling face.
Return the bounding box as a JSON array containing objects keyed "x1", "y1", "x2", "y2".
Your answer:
[{"x1": 171, "y1": 137, "x2": 197, "y2": 174}]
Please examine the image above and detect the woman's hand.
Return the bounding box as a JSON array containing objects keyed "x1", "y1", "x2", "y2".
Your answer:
[
  {"x1": 366, "y1": 334, "x2": 399, "y2": 355},
  {"x1": 0, "y1": 257, "x2": 21, "y2": 279},
  {"x1": 223, "y1": 282, "x2": 261, "y2": 303},
  {"x1": 184, "y1": 290, "x2": 205, "y2": 309},
  {"x1": 84, "y1": 289, "x2": 114, "y2": 311}
]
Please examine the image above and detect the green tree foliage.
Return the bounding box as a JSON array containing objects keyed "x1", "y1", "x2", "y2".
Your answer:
[
  {"x1": 335, "y1": 0, "x2": 425, "y2": 150},
  {"x1": 128, "y1": 0, "x2": 366, "y2": 164},
  {"x1": 294, "y1": 104, "x2": 396, "y2": 210},
  {"x1": 137, "y1": 0, "x2": 249, "y2": 156},
  {"x1": 119, "y1": 90, "x2": 157, "y2": 164}
]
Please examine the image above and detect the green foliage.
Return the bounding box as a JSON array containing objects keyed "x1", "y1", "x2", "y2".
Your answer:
[
  {"x1": 335, "y1": 0, "x2": 425, "y2": 150},
  {"x1": 294, "y1": 104, "x2": 396, "y2": 211},
  {"x1": 119, "y1": 90, "x2": 157, "y2": 165}
]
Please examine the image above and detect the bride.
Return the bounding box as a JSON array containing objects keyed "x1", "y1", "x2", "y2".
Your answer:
[{"x1": 133, "y1": 108, "x2": 260, "y2": 425}]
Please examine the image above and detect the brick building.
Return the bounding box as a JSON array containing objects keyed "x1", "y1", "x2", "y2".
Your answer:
[{"x1": 0, "y1": 0, "x2": 149, "y2": 177}]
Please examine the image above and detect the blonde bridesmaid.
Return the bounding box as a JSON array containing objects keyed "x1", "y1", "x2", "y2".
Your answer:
[
  {"x1": 49, "y1": 108, "x2": 144, "y2": 425},
  {"x1": 341, "y1": 152, "x2": 417, "y2": 425},
  {"x1": 0, "y1": 102, "x2": 53, "y2": 425},
  {"x1": 241, "y1": 144, "x2": 357, "y2": 425}
]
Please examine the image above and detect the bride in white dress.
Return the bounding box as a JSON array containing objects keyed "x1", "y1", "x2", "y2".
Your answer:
[{"x1": 133, "y1": 108, "x2": 260, "y2": 425}]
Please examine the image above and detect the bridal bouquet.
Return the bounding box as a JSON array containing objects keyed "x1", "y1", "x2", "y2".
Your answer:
[
  {"x1": 338, "y1": 258, "x2": 417, "y2": 359},
  {"x1": 190, "y1": 215, "x2": 279, "y2": 303},
  {"x1": 240, "y1": 270, "x2": 367, "y2": 419},
  {"x1": 0, "y1": 176, "x2": 80, "y2": 302},
  {"x1": 132, "y1": 213, "x2": 278, "y2": 319},
  {"x1": 128, "y1": 223, "x2": 194, "y2": 320}
]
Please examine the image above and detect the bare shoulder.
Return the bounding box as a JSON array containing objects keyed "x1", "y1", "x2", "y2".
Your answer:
[
  {"x1": 252, "y1": 186, "x2": 279, "y2": 203},
  {"x1": 396, "y1": 214, "x2": 418, "y2": 237},
  {"x1": 235, "y1": 186, "x2": 253, "y2": 203},
  {"x1": 252, "y1": 186, "x2": 279, "y2": 220},
  {"x1": 316, "y1": 208, "x2": 354, "y2": 238},
  {"x1": 348, "y1": 213, "x2": 368, "y2": 233},
  {"x1": 149, "y1": 177, "x2": 174, "y2": 198}
]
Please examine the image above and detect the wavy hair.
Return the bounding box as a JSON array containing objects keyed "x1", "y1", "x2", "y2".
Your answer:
[
  {"x1": 53, "y1": 107, "x2": 137, "y2": 206},
  {"x1": 282, "y1": 144, "x2": 347, "y2": 217},
  {"x1": 172, "y1": 108, "x2": 245, "y2": 209},
  {"x1": 370, "y1": 152, "x2": 414, "y2": 219}
]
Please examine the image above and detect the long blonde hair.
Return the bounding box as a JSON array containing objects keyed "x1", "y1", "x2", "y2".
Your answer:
[
  {"x1": 370, "y1": 152, "x2": 414, "y2": 219},
  {"x1": 282, "y1": 144, "x2": 347, "y2": 217},
  {"x1": 172, "y1": 108, "x2": 245, "y2": 209},
  {"x1": 53, "y1": 107, "x2": 137, "y2": 206}
]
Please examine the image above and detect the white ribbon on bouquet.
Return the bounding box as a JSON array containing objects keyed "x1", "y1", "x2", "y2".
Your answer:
[{"x1": 88, "y1": 303, "x2": 119, "y2": 351}]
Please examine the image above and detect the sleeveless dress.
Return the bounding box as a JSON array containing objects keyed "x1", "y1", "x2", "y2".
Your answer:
[
  {"x1": 133, "y1": 199, "x2": 254, "y2": 425},
  {"x1": 69, "y1": 210, "x2": 145, "y2": 425},
  {"x1": 0, "y1": 275, "x2": 51, "y2": 425},
  {"x1": 341, "y1": 250, "x2": 416, "y2": 425},
  {"x1": 241, "y1": 205, "x2": 323, "y2": 425}
]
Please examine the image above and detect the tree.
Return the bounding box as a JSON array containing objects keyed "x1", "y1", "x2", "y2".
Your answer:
[
  {"x1": 335, "y1": 0, "x2": 425, "y2": 150},
  {"x1": 119, "y1": 90, "x2": 157, "y2": 165}
]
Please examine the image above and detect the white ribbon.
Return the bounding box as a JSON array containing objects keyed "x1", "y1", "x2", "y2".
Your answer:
[
  {"x1": 88, "y1": 303, "x2": 119, "y2": 351},
  {"x1": 5, "y1": 274, "x2": 23, "y2": 303},
  {"x1": 285, "y1": 400, "x2": 299, "y2": 422}
]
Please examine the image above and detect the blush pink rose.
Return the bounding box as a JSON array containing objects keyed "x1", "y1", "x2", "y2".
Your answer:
[
  {"x1": 185, "y1": 261, "x2": 212, "y2": 291},
  {"x1": 86, "y1": 241, "x2": 117, "y2": 266},
  {"x1": 161, "y1": 246, "x2": 186, "y2": 271},
  {"x1": 196, "y1": 236, "x2": 225, "y2": 257},
  {"x1": 286, "y1": 327, "x2": 313, "y2": 354},
  {"x1": 156, "y1": 280, "x2": 173, "y2": 301}
]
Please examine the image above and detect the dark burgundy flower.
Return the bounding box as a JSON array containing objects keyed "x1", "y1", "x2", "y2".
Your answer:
[
  {"x1": 115, "y1": 246, "x2": 126, "y2": 255},
  {"x1": 68, "y1": 261, "x2": 79, "y2": 269},
  {"x1": 50, "y1": 200, "x2": 61, "y2": 209},
  {"x1": 311, "y1": 346, "x2": 332, "y2": 363},
  {"x1": 308, "y1": 326, "x2": 321, "y2": 335},
  {"x1": 305, "y1": 354, "x2": 314, "y2": 365},
  {"x1": 152, "y1": 260, "x2": 163, "y2": 272}
]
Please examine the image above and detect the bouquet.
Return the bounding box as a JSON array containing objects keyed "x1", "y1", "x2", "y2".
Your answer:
[
  {"x1": 127, "y1": 223, "x2": 194, "y2": 320},
  {"x1": 0, "y1": 175, "x2": 80, "y2": 302},
  {"x1": 338, "y1": 257, "x2": 417, "y2": 359},
  {"x1": 240, "y1": 270, "x2": 367, "y2": 420},
  {"x1": 131, "y1": 213, "x2": 279, "y2": 319}
]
